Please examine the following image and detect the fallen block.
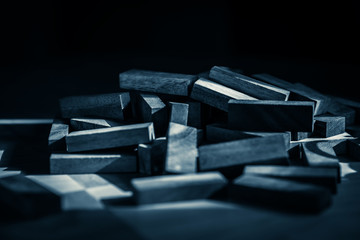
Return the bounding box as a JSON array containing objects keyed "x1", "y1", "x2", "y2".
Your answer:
[
  {"x1": 59, "y1": 93, "x2": 131, "y2": 120},
  {"x1": 48, "y1": 119, "x2": 69, "y2": 151},
  {"x1": 229, "y1": 174, "x2": 332, "y2": 213},
  {"x1": 138, "y1": 137, "x2": 167, "y2": 175},
  {"x1": 314, "y1": 115, "x2": 345, "y2": 138},
  {"x1": 228, "y1": 100, "x2": 314, "y2": 132},
  {"x1": 131, "y1": 172, "x2": 227, "y2": 204},
  {"x1": 66, "y1": 122, "x2": 155, "y2": 152},
  {"x1": 119, "y1": 69, "x2": 197, "y2": 96},
  {"x1": 165, "y1": 123, "x2": 197, "y2": 174},
  {"x1": 190, "y1": 78, "x2": 256, "y2": 112},
  {"x1": 209, "y1": 66, "x2": 290, "y2": 100},
  {"x1": 169, "y1": 102, "x2": 189, "y2": 125},
  {"x1": 70, "y1": 118, "x2": 121, "y2": 131}
]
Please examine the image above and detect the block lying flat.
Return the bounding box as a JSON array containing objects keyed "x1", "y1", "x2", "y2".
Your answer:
[
  {"x1": 119, "y1": 69, "x2": 197, "y2": 96},
  {"x1": 48, "y1": 119, "x2": 69, "y2": 151},
  {"x1": 190, "y1": 78, "x2": 256, "y2": 112},
  {"x1": 50, "y1": 153, "x2": 137, "y2": 174},
  {"x1": 165, "y1": 123, "x2": 197, "y2": 173},
  {"x1": 138, "y1": 137, "x2": 167, "y2": 175},
  {"x1": 243, "y1": 165, "x2": 338, "y2": 193},
  {"x1": 228, "y1": 100, "x2": 314, "y2": 132},
  {"x1": 59, "y1": 93, "x2": 130, "y2": 120},
  {"x1": 314, "y1": 115, "x2": 345, "y2": 138},
  {"x1": 199, "y1": 134, "x2": 288, "y2": 171},
  {"x1": 70, "y1": 118, "x2": 121, "y2": 131},
  {"x1": 230, "y1": 174, "x2": 332, "y2": 212},
  {"x1": 131, "y1": 172, "x2": 227, "y2": 204},
  {"x1": 169, "y1": 102, "x2": 189, "y2": 125},
  {"x1": 66, "y1": 122, "x2": 155, "y2": 152},
  {"x1": 209, "y1": 66, "x2": 290, "y2": 100}
]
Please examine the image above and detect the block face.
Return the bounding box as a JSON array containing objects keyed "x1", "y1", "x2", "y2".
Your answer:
[
  {"x1": 327, "y1": 100, "x2": 356, "y2": 126},
  {"x1": 66, "y1": 122, "x2": 155, "y2": 152},
  {"x1": 48, "y1": 119, "x2": 69, "y2": 151},
  {"x1": 70, "y1": 118, "x2": 121, "y2": 131},
  {"x1": 228, "y1": 100, "x2": 314, "y2": 132},
  {"x1": 169, "y1": 102, "x2": 189, "y2": 125},
  {"x1": 138, "y1": 137, "x2": 167, "y2": 175},
  {"x1": 314, "y1": 115, "x2": 345, "y2": 138},
  {"x1": 131, "y1": 172, "x2": 228, "y2": 204},
  {"x1": 119, "y1": 69, "x2": 197, "y2": 96},
  {"x1": 59, "y1": 93, "x2": 130, "y2": 120},
  {"x1": 165, "y1": 123, "x2": 197, "y2": 174},
  {"x1": 187, "y1": 101, "x2": 202, "y2": 128},
  {"x1": 206, "y1": 123, "x2": 258, "y2": 143},
  {"x1": 190, "y1": 78, "x2": 256, "y2": 111},
  {"x1": 199, "y1": 134, "x2": 288, "y2": 171}
]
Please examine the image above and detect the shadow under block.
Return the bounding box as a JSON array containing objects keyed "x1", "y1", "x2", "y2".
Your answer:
[
  {"x1": 59, "y1": 92, "x2": 130, "y2": 120},
  {"x1": 70, "y1": 118, "x2": 122, "y2": 131},
  {"x1": 230, "y1": 174, "x2": 332, "y2": 212},
  {"x1": 131, "y1": 172, "x2": 228, "y2": 204},
  {"x1": 66, "y1": 122, "x2": 155, "y2": 152},
  {"x1": 209, "y1": 66, "x2": 290, "y2": 101},
  {"x1": 228, "y1": 100, "x2": 314, "y2": 132},
  {"x1": 165, "y1": 123, "x2": 197, "y2": 174},
  {"x1": 48, "y1": 119, "x2": 69, "y2": 151},
  {"x1": 190, "y1": 78, "x2": 256, "y2": 112},
  {"x1": 0, "y1": 175, "x2": 61, "y2": 217},
  {"x1": 198, "y1": 134, "x2": 288, "y2": 172},
  {"x1": 50, "y1": 153, "x2": 137, "y2": 174},
  {"x1": 169, "y1": 102, "x2": 189, "y2": 125},
  {"x1": 138, "y1": 137, "x2": 167, "y2": 175},
  {"x1": 243, "y1": 165, "x2": 337, "y2": 193},
  {"x1": 119, "y1": 69, "x2": 197, "y2": 96},
  {"x1": 314, "y1": 115, "x2": 345, "y2": 138}
]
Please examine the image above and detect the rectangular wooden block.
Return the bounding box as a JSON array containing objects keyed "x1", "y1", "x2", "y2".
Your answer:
[
  {"x1": 190, "y1": 78, "x2": 256, "y2": 112},
  {"x1": 327, "y1": 99, "x2": 356, "y2": 126},
  {"x1": 209, "y1": 66, "x2": 290, "y2": 100},
  {"x1": 243, "y1": 165, "x2": 338, "y2": 193},
  {"x1": 70, "y1": 118, "x2": 122, "y2": 131},
  {"x1": 50, "y1": 153, "x2": 137, "y2": 174},
  {"x1": 291, "y1": 131, "x2": 312, "y2": 141},
  {"x1": 229, "y1": 174, "x2": 332, "y2": 212},
  {"x1": 169, "y1": 102, "x2": 189, "y2": 125},
  {"x1": 131, "y1": 172, "x2": 227, "y2": 204},
  {"x1": 228, "y1": 100, "x2": 314, "y2": 132},
  {"x1": 314, "y1": 115, "x2": 345, "y2": 138},
  {"x1": 138, "y1": 137, "x2": 167, "y2": 175},
  {"x1": 66, "y1": 122, "x2": 155, "y2": 152},
  {"x1": 48, "y1": 119, "x2": 69, "y2": 151},
  {"x1": 199, "y1": 134, "x2": 288, "y2": 172},
  {"x1": 165, "y1": 123, "x2": 197, "y2": 174},
  {"x1": 332, "y1": 96, "x2": 360, "y2": 123},
  {"x1": 187, "y1": 101, "x2": 203, "y2": 128},
  {"x1": 119, "y1": 69, "x2": 197, "y2": 96}
]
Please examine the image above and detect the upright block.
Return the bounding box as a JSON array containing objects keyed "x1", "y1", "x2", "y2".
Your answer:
[
  {"x1": 138, "y1": 137, "x2": 167, "y2": 175},
  {"x1": 190, "y1": 78, "x2": 256, "y2": 112},
  {"x1": 131, "y1": 172, "x2": 227, "y2": 204},
  {"x1": 314, "y1": 115, "x2": 345, "y2": 138},
  {"x1": 228, "y1": 100, "x2": 314, "y2": 132},
  {"x1": 209, "y1": 66, "x2": 290, "y2": 100},
  {"x1": 48, "y1": 119, "x2": 69, "y2": 151},
  {"x1": 165, "y1": 123, "x2": 197, "y2": 174},
  {"x1": 169, "y1": 102, "x2": 189, "y2": 125},
  {"x1": 66, "y1": 122, "x2": 155, "y2": 152},
  {"x1": 70, "y1": 118, "x2": 121, "y2": 131},
  {"x1": 230, "y1": 174, "x2": 331, "y2": 212},
  {"x1": 119, "y1": 69, "x2": 197, "y2": 96}
]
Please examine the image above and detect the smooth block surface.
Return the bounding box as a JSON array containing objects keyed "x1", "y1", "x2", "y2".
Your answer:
[
  {"x1": 228, "y1": 99, "x2": 314, "y2": 132},
  {"x1": 66, "y1": 122, "x2": 155, "y2": 152},
  {"x1": 169, "y1": 102, "x2": 189, "y2": 125},
  {"x1": 131, "y1": 172, "x2": 228, "y2": 204},
  {"x1": 138, "y1": 137, "x2": 167, "y2": 175}
]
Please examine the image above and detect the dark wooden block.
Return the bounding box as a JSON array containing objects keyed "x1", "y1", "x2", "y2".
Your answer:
[
  {"x1": 187, "y1": 101, "x2": 203, "y2": 128},
  {"x1": 287, "y1": 142, "x2": 303, "y2": 165},
  {"x1": 138, "y1": 137, "x2": 167, "y2": 175},
  {"x1": 291, "y1": 131, "x2": 312, "y2": 141},
  {"x1": 332, "y1": 96, "x2": 360, "y2": 123},
  {"x1": 0, "y1": 167, "x2": 21, "y2": 179},
  {"x1": 59, "y1": 93, "x2": 130, "y2": 120},
  {"x1": 228, "y1": 100, "x2": 314, "y2": 132},
  {"x1": 199, "y1": 134, "x2": 288, "y2": 172},
  {"x1": 190, "y1": 78, "x2": 256, "y2": 112},
  {"x1": 131, "y1": 172, "x2": 227, "y2": 204},
  {"x1": 66, "y1": 122, "x2": 155, "y2": 152},
  {"x1": 314, "y1": 115, "x2": 345, "y2": 138},
  {"x1": 243, "y1": 165, "x2": 338, "y2": 193},
  {"x1": 229, "y1": 174, "x2": 332, "y2": 212},
  {"x1": 347, "y1": 138, "x2": 360, "y2": 161},
  {"x1": 169, "y1": 102, "x2": 189, "y2": 125},
  {"x1": 327, "y1": 100, "x2": 356, "y2": 126},
  {"x1": 50, "y1": 152, "x2": 137, "y2": 174},
  {"x1": 165, "y1": 123, "x2": 197, "y2": 173},
  {"x1": 197, "y1": 129, "x2": 204, "y2": 146},
  {"x1": 0, "y1": 119, "x2": 53, "y2": 141},
  {"x1": 209, "y1": 66, "x2": 290, "y2": 100},
  {"x1": 119, "y1": 69, "x2": 197, "y2": 96},
  {"x1": 70, "y1": 118, "x2": 122, "y2": 131},
  {"x1": 48, "y1": 119, "x2": 69, "y2": 151}
]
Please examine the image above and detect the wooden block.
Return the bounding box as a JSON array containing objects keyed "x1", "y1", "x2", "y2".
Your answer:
[
  {"x1": 228, "y1": 100, "x2": 314, "y2": 132},
  {"x1": 243, "y1": 165, "x2": 338, "y2": 193},
  {"x1": 190, "y1": 78, "x2": 256, "y2": 111},
  {"x1": 131, "y1": 172, "x2": 227, "y2": 204},
  {"x1": 50, "y1": 152, "x2": 137, "y2": 174},
  {"x1": 0, "y1": 167, "x2": 21, "y2": 179},
  {"x1": 187, "y1": 101, "x2": 203, "y2": 128},
  {"x1": 229, "y1": 174, "x2": 331, "y2": 212},
  {"x1": 209, "y1": 66, "x2": 290, "y2": 100},
  {"x1": 287, "y1": 142, "x2": 303, "y2": 165},
  {"x1": 327, "y1": 100, "x2": 356, "y2": 126},
  {"x1": 48, "y1": 119, "x2": 69, "y2": 151},
  {"x1": 169, "y1": 102, "x2": 189, "y2": 125},
  {"x1": 199, "y1": 134, "x2": 288, "y2": 172},
  {"x1": 138, "y1": 137, "x2": 167, "y2": 175},
  {"x1": 332, "y1": 96, "x2": 360, "y2": 123},
  {"x1": 59, "y1": 92, "x2": 130, "y2": 120},
  {"x1": 119, "y1": 69, "x2": 197, "y2": 96},
  {"x1": 314, "y1": 115, "x2": 345, "y2": 138},
  {"x1": 165, "y1": 123, "x2": 197, "y2": 174},
  {"x1": 347, "y1": 138, "x2": 360, "y2": 161},
  {"x1": 0, "y1": 119, "x2": 53, "y2": 140},
  {"x1": 0, "y1": 175, "x2": 61, "y2": 217},
  {"x1": 70, "y1": 118, "x2": 122, "y2": 131},
  {"x1": 291, "y1": 132, "x2": 312, "y2": 141},
  {"x1": 66, "y1": 122, "x2": 155, "y2": 152}
]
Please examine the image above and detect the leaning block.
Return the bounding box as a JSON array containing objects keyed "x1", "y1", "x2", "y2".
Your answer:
[
  {"x1": 314, "y1": 115, "x2": 345, "y2": 138},
  {"x1": 138, "y1": 137, "x2": 167, "y2": 175},
  {"x1": 48, "y1": 119, "x2": 69, "y2": 151},
  {"x1": 228, "y1": 100, "x2": 314, "y2": 132},
  {"x1": 70, "y1": 118, "x2": 121, "y2": 131},
  {"x1": 169, "y1": 102, "x2": 189, "y2": 125},
  {"x1": 66, "y1": 122, "x2": 155, "y2": 152},
  {"x1": 131, "y1": 172, "x2": 227, "y2": 204}
]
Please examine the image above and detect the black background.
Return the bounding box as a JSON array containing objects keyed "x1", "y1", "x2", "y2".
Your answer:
[{"x1": 1, "y1": 1, "x2": 359, "y2": 117}]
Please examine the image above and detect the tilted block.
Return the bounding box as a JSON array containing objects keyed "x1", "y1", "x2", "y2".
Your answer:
[
  {"x1": 70, "y1": 118, "x2": 122, "y2": 131},
  {"x1": 314, "y1": 115, "x2": 345, "y2": 138},
  {"x1": 138, "y1": 137, "x2": 167, "y2": 175},
  {"x1": 169, "y1": 102, "x2": 189, "y2": 125}
]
